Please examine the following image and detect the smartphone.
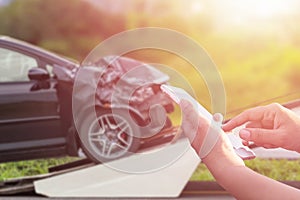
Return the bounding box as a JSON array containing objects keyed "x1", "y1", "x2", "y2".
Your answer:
[{"x1": 161, "y1": 84, "x2": 256, "y2": 160}]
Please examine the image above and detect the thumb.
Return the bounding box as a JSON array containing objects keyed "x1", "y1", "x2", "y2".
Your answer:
[
  {"x1": 179, "y1": 99, "x2": 199, "y2": 143},
  {"x1": 239, "y1": 128, "x2": 279, "y2": 146}
]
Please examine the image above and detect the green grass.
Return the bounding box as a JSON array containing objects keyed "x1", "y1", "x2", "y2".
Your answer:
[
  {"x1": 0, "y1": 157, "x2": 78, "y2": 182},
  {"x1": 1, "y1": 158, "x2": 300, "y2": 182},
  {"x1": 245, "y1": 159, "x2": 300, "y2": 181},
  {"x1": 190, "y1": 159, "x2": 300, "y2": 181}
]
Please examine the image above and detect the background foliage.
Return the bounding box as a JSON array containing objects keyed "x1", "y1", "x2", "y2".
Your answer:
[{"x1": 1, "y1": 0, "x2": 300, "y2": 117}]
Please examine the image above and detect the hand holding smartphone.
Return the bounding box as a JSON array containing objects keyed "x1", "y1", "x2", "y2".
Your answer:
[{"x1": 161, "y1": 84, "x2": 256, "y2": 160}]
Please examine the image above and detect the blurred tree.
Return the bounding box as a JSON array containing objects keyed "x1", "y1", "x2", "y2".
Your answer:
[
  {"x1": 0, "y1": 0, "x2": 299, "y2": 114},
  {"x1": 0, "y1": 0, "x2": 126, "y2": 60}
]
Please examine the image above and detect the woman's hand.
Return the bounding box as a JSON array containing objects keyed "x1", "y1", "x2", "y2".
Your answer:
[
  {"x1": 223, "y1": 103, "x2": 300, "y2": 153},
  {"x1": 179, "y1": 100, "x2": 244, "y2": 176}
]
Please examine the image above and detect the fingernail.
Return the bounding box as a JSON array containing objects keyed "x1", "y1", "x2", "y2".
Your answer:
[
  {"x1": 213, "y1": 113, "x2": 223, "y2": 123},
  {"x1": 239, "y1": 129, "x2": 250, "y2": 140}
]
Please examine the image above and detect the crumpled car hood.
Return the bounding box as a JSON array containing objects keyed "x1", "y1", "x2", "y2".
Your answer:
[
  {"x1": 84, "y1": 56, "x2": 169, "y2": 104},
  {"x1": 73, "y1": 56, "x2": 171, "y2": 115}
]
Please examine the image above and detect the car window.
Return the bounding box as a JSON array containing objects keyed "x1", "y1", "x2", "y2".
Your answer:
[{"x1": 0, "y1": 47, "x2": 37, "y2": 82}]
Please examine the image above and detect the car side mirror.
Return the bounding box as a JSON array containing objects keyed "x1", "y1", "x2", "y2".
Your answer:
[
  {"x1": 28, "y1": 67, "x2": 50, "y2": 81},
  {"x1": 28, "y1": 67, "x2": 51, "y2": 91}
]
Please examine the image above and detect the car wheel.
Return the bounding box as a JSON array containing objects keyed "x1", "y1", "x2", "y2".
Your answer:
[{"x1": 78, "y1": 109, "x2": 140, "y2": 163}]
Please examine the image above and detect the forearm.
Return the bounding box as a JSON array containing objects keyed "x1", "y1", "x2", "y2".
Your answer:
[
  {"x1": 201, "y1": 134, "x2": 300, "y2": 199},
  {"x1": 206, "y1": 162, "x2": 300, "y2": 200}
]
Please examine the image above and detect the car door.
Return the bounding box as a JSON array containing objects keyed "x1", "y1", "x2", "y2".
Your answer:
[{"x1": 0, "y1": 47, "x2": 65, "y2": 161}]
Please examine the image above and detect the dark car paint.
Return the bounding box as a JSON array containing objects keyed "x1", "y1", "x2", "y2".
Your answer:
[
  {"x1": 0, "y1": 36, "x2": 174, "y2": 163},
  {"x1": 0, "y1": 36, "x2": 79, "y2": 162}
]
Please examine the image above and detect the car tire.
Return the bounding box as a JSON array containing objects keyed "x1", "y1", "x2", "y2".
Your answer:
[{"x1": 77, "y1": 108, "x2": 140, "y2": 163}]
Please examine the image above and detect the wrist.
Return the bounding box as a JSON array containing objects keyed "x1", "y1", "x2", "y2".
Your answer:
[{"x1": 202, "y1": 133, "x2": 245, "y2": 179}]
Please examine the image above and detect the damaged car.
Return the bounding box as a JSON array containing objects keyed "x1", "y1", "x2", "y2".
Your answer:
[{"x1": 0, "y1": 36, "x2": 174, "y2": 163}]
